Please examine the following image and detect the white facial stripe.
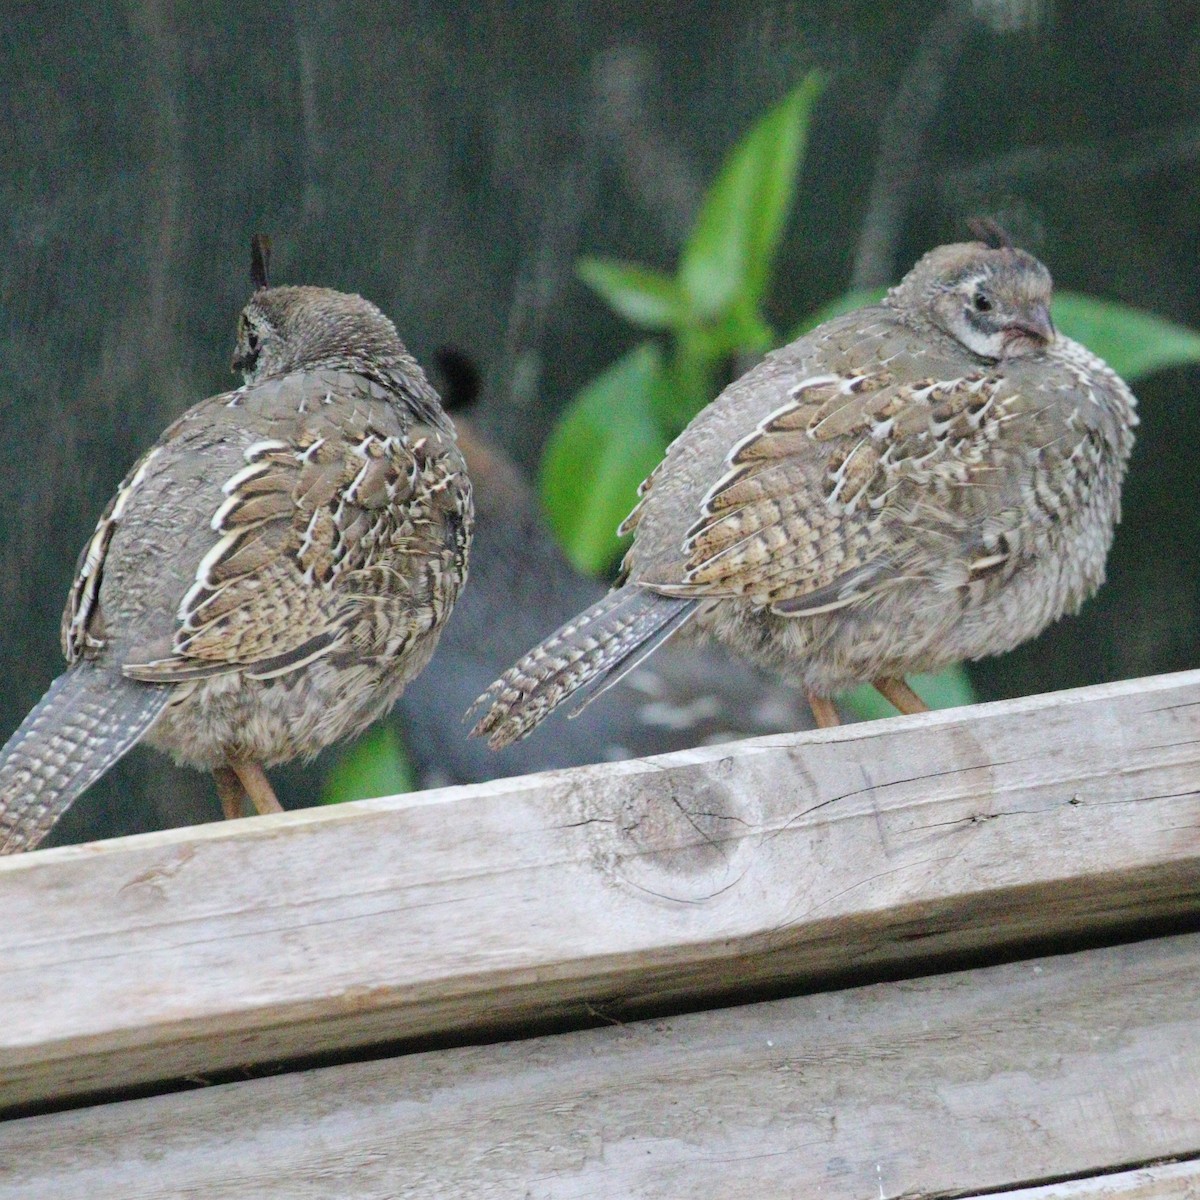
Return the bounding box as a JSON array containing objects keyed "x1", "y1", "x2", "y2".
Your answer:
[{"x1": 957, "y1": 327, "x2": 1007, "y2": 359}]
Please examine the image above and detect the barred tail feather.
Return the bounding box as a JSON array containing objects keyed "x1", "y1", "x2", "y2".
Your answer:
[
  {"x1": 0, "y1": 668, "x2": 171, "y2": 854},
  {"x1": 469, "y1": 588, "x2": 697, "y2": 749}
]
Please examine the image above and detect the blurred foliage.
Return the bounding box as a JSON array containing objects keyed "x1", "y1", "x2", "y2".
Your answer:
[
  {"x1": 540, "y1": 343, "x2": 669, "y2": 575},
  {"x1": 321, "y1": 725, "x2": 415, "y2": 805},
  {"x1": 542, "y1": 78, "x2": 1200, "y2": 723},
  {"x1": 544, "y1": 75, "x2": 828, "y2": 573},
  {"x1": 1050, "y1": 294, "x2": 1200, "y2": 381}
]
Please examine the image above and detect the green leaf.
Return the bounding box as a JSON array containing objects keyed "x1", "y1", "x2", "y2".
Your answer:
[
  {"x1": 663, "y1": 331, "x2": 718, "y2": 432},
  {"x1": 540, "y1": 343, "x2": 671, "y2": 575},
  {"x1": 788, "y1": 287, "x2": 887, "y2": 341},
  {"x1": 660, "y1": 306, "x2": 777, "y2": 433},
  {"x1": 681, "y1": 71, "x2": 827, "y2": 319},
  {"x1": 321, "y1": 724, "x2": 415, "y2": 805},
  {"x1": 714, "y1": 301, "x2": 777, "y2": 356},
  {"x1": 839, "y1": 665, "x2": 979, "y2": 722},
  {"x1": 1052, "y1": 291, "x2": 1200, "y2": 382},
  {"x1": 577, "y1": 257, "x2": 683, "y2": 329}
]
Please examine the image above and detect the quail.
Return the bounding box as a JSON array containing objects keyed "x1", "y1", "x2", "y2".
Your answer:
[
  {"x1": 0, "y1": 236, "x2": 472, "y2": 852},
  {"x1": 471, "y1": 235, "x2": 1137, "y2": 748}
]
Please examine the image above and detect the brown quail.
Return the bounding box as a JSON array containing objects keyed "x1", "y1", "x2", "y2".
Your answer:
[
  {"x1": 471, "y1": 237, "x2": 1137, "y2": 748},
  {"x1": 0, "y1": 236, "x2": 472, "y2": 851}
]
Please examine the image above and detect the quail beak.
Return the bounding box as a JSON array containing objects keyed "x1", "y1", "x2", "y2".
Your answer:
[{"x1": 1006, "y1": 303, "x2": 1056, "y2": 348}]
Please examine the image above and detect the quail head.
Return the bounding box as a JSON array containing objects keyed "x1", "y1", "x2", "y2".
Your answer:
[
  {"x1": 471, "y1": 235, "x2": 1137, "y2": 747},
  {"x1": 0, "y1": 236, "x2": 472, "y2": 852}
]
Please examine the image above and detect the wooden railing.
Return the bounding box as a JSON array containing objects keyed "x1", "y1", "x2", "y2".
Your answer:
[{"x1": 2, "y1": 670, "x2": 1200, "y2": 1197}]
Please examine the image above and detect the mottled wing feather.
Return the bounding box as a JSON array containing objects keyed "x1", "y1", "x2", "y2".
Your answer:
[
  {"x1": 332, "y1": 433, "x2": 471, "y2": 668},
  {"x1": 62, "y1": 370, "x2": 470, "y2": 685},
  {"x1": 648, "y1": 365, "x2": 1044, "y2": 612},
  {"x1": 62, "y1": 441, "x2": 173, "y2": 664},
  {"x1": 139, "y1": 431, "x2": 460, "y2": 679}
]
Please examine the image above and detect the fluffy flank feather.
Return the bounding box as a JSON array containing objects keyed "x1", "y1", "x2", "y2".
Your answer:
[
  {"x1": 469, "y1": 588, "x2": 697, "y2": 749},
  {"x1": 0, "y1": 669, "x2": 171, "y2": 854}
]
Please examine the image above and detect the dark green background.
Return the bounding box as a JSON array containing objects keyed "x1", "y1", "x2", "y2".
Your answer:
[{"x1": 3, "y1": 1, "x2": 1199, "y2": 841}]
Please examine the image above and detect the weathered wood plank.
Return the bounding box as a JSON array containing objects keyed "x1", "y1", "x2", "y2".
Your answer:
[
  {"x1": 3, "y1": 934, "x2": 1200, "y2": 1199},
  {"x1": 995, "y1": 1159, "x2": 1200, "y2": 1197},
  {"x1": 2, "y1": 670, "x2": 1200, "y2": 1109}
]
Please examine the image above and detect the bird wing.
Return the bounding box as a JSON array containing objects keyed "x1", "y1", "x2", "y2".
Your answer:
[
  {"x1": 626, "y1": 339, "x2": 1069, "y2": 615},
  {"x1": 64, "y1": 369, "x2": 471, "y2": 683}
]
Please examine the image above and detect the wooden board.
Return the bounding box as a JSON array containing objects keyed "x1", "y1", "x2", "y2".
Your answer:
[
  {"x1": 997, "y1": 1160, "x2": 1200, "y2": 1197},
  {"x1": 3, "y1": 933, "x2": 1200, "y2": 1199},
  {"x1": 2, "y1": 670, "x2": 1200, "y2": 1109}
]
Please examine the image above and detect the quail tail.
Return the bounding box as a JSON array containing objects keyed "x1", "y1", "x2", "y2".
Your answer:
[
  {"x1": 0, "y1": 668, "x2": 171, "y2": 854},
  {"x1": 469, "y1": 588, "x2": 698, "y2": 749}
]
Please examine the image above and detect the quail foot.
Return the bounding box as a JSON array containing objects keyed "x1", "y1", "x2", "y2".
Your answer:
[
  {"x1": 0, "y1": 236, "x2": 472, "y2": 851},
  {"x1": 471, "y1": 235, "x2": 1136, "y2": 748}
]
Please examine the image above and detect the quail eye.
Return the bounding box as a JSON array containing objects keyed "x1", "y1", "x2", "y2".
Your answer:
[
  {"x1": 973, "y1": 291, "x2": 992, "y2": 314},
  {"x1": 246, "y1": 328, "x2": 260, "y2": 352}
]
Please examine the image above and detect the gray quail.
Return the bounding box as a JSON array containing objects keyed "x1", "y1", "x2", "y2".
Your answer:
[
  {"x1": 0, "y1": 236, "x2": 472, "y2": 852},
  {"x1": 471, "y1": 236, "x2": 1137, "y2": 747}
]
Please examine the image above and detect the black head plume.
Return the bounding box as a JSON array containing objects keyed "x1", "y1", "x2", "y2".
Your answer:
[
  {"x1": 967, "y1": 217, "x2": 1015, "y2": 251},
  {"x1": 250, "y1": 233, "x2": 272, "y2": 290}
]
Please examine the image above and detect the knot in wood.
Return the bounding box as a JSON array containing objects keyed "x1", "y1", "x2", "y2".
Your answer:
[{"x1": 575, "y1": 758, "x2": 761, "y2": 903}]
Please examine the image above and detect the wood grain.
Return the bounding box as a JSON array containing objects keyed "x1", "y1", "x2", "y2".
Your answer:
[
  {"x1": 2, "y1": 670, "x2": 1200, "y2": 1108},
  {"x1": 3, "y1": 934, "x2": 1200, "y2": 1198}
]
